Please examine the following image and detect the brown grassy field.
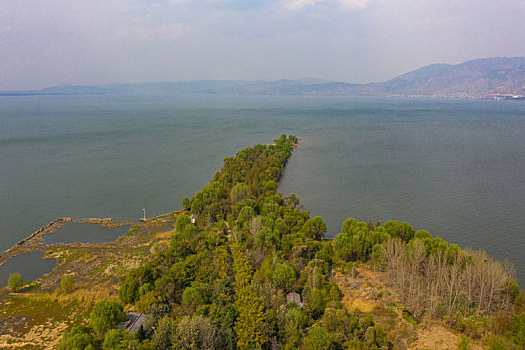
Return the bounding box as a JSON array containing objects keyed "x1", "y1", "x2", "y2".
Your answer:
[{"x1": 0, "y1": 212, "x2": 181, "y2": 349}]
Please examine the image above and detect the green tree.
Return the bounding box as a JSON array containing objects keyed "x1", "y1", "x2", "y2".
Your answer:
[
  {"x1": 182, "y1": 282, "x2": 210, "y2": 311},
  {"x1": 61, "y1": 274, "x2": 75, "y2": 293},
  {"x1": 237, "y1": 206, "x2": 255, "y2": 223},
  {"x1": 191, "y1": 199, "x2": 204, "y2": 214},
  {"x1": 231, "y1": 244, "x2": 267, "y2": 349},
  {"x1": 176, "y1": 214, "x2": 192, "y2": 233},
  {"x1": 513, "y1": 313, "x2": 525, "y2": 348},
  {"x1": 90, "y1": 300, "x2": 125, "y2": 336},
  {"x1": 152, "y1": 316, "x2": 177, "y2": 349},
  {"x1": 301, "y1": 217, "x2": 327, "y2": 240},
  {"x1": 303, "y1": 323, "x2": 332, "y2": 350},
  {"x1": 8, "y1": 272, "x2": 23, "y2": 292},
  {"x1": 182, "y1": 196, "x2": 192, "y2": 210},
  {"x1": 230, "y1": 183, "x2": 251, "y2": 204},
  {"x1": 119, "y1": 275, "x2": 139, "y2": 305},
  {"x1": 273, "y1": 263, "x2": 298, "y2": 291},
  {"x1": 457, "y1": 335, "x2": 471, "y2": 350},
  {"x1": 103, "y1": 329, "x2": 130, "y2": 350},
  {"x1": 57, "y1": 326, "x2": 94, "y2": 350},
  {"x1": 173, "y1": 315, "x2": 219, "y2": 350}
]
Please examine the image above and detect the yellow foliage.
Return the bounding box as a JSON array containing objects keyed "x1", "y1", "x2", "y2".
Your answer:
[
  {"x1": 135, "y1": 291, "x2": 158, "y2": 313},
  {"x1": 155, "y1": 230, "x2": 174, "y2": 240}
]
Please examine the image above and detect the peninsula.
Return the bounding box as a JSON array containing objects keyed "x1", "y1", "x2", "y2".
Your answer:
[{"x1": 0, "y1": 135, "x2": 523, "y2": 349}]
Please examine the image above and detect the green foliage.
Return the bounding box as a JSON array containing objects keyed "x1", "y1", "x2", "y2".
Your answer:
[
  {"x1": 232, "y1": 243, "x2": 267, "y2": 349},
  {"x1": 414, "y1": 229, "x2": 431, "y2": 239},
  {"x1": 513, "y1": 313, "x2": 525, "y2": 348},
  {"x1": 182, "y1": 196, "x2": 191, "y2": 210},
  {"x1": 301, "y1": 216, "x2": 327, "y2": 240},
  {"x1": 61, "y1": 274, "x2": 74, "y2": 293},
  {"x1": 57, "y1": 326, "x2": 94, "y2": 350},
  {"x1": 176, "y1": 214, "x2": 192, "y2": 233},
  {"x1": 457, "y1": 335, "x2": 471, "y2": 350},
  {"x1": 237, "y1": 206, "x2": 255, "y2": 223},
  {"x1": 89, "y1": 300, "x2": 125, "y2": 336},
  {"x1": 173, "y1": 315, "x2": 219, "y2": 349},
  {"x1": 273, "y1": 263, "x2": 298, "y2": 291},
  {"x1": 110, "y1": 136, "x2": 396, "y2": 349},
  {"x1": 334, "y1": 219, "x2": 388, "y2": 263},
  {"x1": 119, "y1": 276, "x2": 138, "y2": 304},
  {"x1": 182, "y1": 282, "x2": 210, "y2": 311},
  {"x1": 8, "y1": 272, "x2": 23, "y2": 292},
  {"x1": 119, "y1": 266, "x2": 153, "y2": 305},
  {"x1": 230, "y1": 183, "x2": 251, "y2": 204},
  {"x1": 487, "y1": 336, "x2": 512, "y2": 350},
  {"x1": 152, "y1": 316, "x2": 177, "y2": 349},
  {"x1": 191, "y1": 198, "x2": 204, "y2": 214},
  {"x1": 103, "y1": 329, "x2": 130, "y2": 350},
  {"x1": 383, "y1": 220, "x2": 414, "y2": 242},
  {"x1": 303, "y1": 323, "x2": 332, "y2": 350}
]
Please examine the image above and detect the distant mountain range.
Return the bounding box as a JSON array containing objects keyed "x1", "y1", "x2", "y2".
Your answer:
[{"x1": 3, "y1": 57, "x2": 525, "y2": 99}]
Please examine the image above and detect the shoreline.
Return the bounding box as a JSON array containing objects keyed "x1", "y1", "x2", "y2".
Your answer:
[{"x1": 0, "y1": 217, "x2": 138, "y2": 267}]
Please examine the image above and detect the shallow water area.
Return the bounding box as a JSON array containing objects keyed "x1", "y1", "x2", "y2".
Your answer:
[
  {"x1": 0, "y1": 252, "x2": 57, "y2": 285},
  {"x1": 44, "y1": 223, "x2": 131, "y2": 244}
]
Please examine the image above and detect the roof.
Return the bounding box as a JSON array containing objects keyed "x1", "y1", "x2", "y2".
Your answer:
[
  {"x1": 118, "y1": 313, "x2": 148, "y2": 334},
  {"x1": 286, "y1": 291, "x2": 302, "y2": 307}
]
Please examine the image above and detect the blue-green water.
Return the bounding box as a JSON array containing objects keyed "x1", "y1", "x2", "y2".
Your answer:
[{"x1": 1, "y1": 94, "x2": 524, "y2": 283}]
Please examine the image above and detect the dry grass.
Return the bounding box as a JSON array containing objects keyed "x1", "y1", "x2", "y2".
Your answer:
[
  {"x1": 408, "y1": 322, "x2": 483, "y2": 350},
  {"x1": 333, "y1": 264, "x2": 487, "y2": 350},
  {"x1": 155, "y1": 230, "x2": 174, "y2": 240},
  {"x1": 0, "y1": 215, "x2": 178, "y2": 348}
]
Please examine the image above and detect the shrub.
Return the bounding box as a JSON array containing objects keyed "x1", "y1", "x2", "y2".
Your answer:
[
  {"x1": 57, "y1": 326, "x2": 94, "y2": 350},
  {"x1": 8, "y1": 272, "x2": 23, "y2": 292},
  {"x1": 90, "y1": 300, "x2": 125, "y2": 336},
  {"x1": 61, "y1": 274, "x2": 74, "y2": 293}
]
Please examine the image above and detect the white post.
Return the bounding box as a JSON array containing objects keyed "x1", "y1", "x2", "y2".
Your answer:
[{"x1": 142, "y1": 208, "x2": 146, "y2": 220}]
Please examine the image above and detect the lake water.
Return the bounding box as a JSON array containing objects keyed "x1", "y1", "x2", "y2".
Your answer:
[
  {"x1": 1, "y1": 94, "x2": 524, "y2": 283},
  {"x1": 44, "y1": 223, "x2": 131, "y2": 244},
  {"x1": 0, "y1": 252, "x2": 57, "y2": 285}
]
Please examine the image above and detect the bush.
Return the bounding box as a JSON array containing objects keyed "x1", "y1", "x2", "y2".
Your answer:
[
  {"x1": 103, "y1": 329, "x2": 130, "y2": 350},
  {"x1": 90, "y1": 300, "x2": 125, "y2": 336},
  {"x1": 457, "y1": 335, "x2": 470, "y2": 350},
  {"x1": 57, "y1": 326, "x2": 94, "y2": 350},
  {"x1": 8, "y1": 272, "x2": 23, "y2": 292},
  {"x1": 61, "y1": 274, "x2": 74, "y2": 293},
  {"x1": 303, "y1": 323, "x2": 332, "y2": 350}
]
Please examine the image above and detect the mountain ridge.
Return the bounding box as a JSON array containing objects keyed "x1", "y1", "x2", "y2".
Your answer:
[{"x1": 3, "y1": 57, "x2": 524, "y2": 99}]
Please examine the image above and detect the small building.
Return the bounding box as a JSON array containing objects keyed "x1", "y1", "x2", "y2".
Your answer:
[
  {"x1": 190, "y1": 214, "x2": 197, "y2": 224},
  {"x1": 118, "y1": 313, "x2": 148, "y2": 334},
  {"x1": 286, "y1": 292, "x2": 303, "y2": 307}
]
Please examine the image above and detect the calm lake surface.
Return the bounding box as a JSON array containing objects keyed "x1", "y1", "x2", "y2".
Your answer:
[
  {"x1": 0, "y1": 252, "x2": 56, "y2": 285},
  {"x1": 44, "y1": 223, "x2": 131, "y2": 245},
  {"x1": 1, "y1": 94, "x2": 524, "y2": 283}
]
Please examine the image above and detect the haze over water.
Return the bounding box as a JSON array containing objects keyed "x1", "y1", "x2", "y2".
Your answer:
[{"x1": 1, "y1": 94, "x2": 524, "y2": 283}]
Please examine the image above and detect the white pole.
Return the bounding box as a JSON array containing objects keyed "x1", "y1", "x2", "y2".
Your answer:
[{"x1": 142, "y1": 208, "x2": 146, "y2": 220}]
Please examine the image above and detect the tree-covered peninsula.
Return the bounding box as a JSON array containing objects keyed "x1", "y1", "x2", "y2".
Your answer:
[{"x1": 1, "y1": 135, "x2": 524, "y2": 349}]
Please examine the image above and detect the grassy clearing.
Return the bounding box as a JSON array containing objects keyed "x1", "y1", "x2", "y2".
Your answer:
[
  {"x1": 0, "y1": 292, "x2": 85, "y2": 349},
  {"x1": 331, "y1": 264, "x2": 485, "y2": 349}
]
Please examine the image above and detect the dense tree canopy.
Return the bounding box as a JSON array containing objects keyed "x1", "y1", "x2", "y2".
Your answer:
[{"x1": 58, "y1": 134, "x2": 523, "y2": 350}]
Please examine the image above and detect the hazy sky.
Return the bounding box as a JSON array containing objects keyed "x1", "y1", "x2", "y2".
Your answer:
[{"x1": 1, "y1": 0, "x2": 524, "y2": 90}]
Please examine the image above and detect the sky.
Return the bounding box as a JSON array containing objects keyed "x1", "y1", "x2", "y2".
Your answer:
[{"x1": 1, "y1": 0, "x2": 524, "y2": 90}]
